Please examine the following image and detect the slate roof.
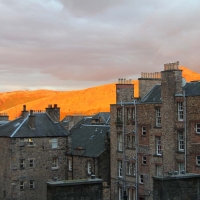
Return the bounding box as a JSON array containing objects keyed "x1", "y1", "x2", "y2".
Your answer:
[
  {"x1": 141, "y1": 82, "x2": 200, "y2": 103},
  {"x1": 92, "y1": 112, "x2": 110, "y2": 124},
  {"x1": 69, "y1": 124, "x2": 110, "y2": 157},
  {"x1": 0, "y1": 113, "x2": 68, "y2": 138}
]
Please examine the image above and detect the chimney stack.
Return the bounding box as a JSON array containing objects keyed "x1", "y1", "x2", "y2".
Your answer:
[
  {"x1": 22, "y1": 105, "x2": 29, "y2": 119},
  {"x1": 45, "y1": 104, "x2": 60, "y2": 122},
  {"x1": 28, "y1": 110, "x2": 35, "y2": 129}
]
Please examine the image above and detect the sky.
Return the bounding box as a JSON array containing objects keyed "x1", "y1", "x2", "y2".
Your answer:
[{"x1": 0, "y1": 0, "x2": 200, "y2": 92}]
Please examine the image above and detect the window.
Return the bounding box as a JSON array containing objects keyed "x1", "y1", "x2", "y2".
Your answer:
[
  {"x1": 118, "y1": 186, "x2": 123, "y2": 200},
  {"x1": 52, "y1": 138, "x2": 58, "y2": 149},
  {"x1": 128, "y1": 188, "x2": 136, "y2": 200},
  {"x1": 156, "y1": 136, "x2": 162, "y2": 155},
  {"x1": 29, "y1": 180, "x2": 35, "y2": 189},
  {"x1": 87, "y1": 160, "x2": 91, "y2": 174},
  {"x1": 20, "y1": 181, "x2": 24, "y2": 190},
  {"x1": 117, "y1": 133, "x2": 123, "y2": 151},
  {"x1": 20, "y1": 159, "x2": 25, "y2": 169},
  {"x1": 20, "y1": 138, "x2": 24, "y2": 146},
  {"x1": 127, "y1": 163, "x2": 135, "y2": 176},
  {"x1": 127, "y1": 108, "x2": 131, "y2": 120},
  {"x1": 68, "y1": 159, "x2": 72, "y2": 171},
  {"x1": 29, "y1": 159, "x2": 34, "y2": 168},
  {"x1": 196, "y1": 156, "x2": 200, "y2": 166},
  {"x1": 178, "y1": 131, "x2": 184, "y2": 151},
  {"x1": 178, "y1": 162, "x2": 185, "y2": 173},
  {"x1": 139, "y1": 175, "x2": 144, "y2": 184},
  {"x1": 156, "y1": 165, "x2": 162, "y2": 176},
  {"x1": 196, "y1": 124, "x2": 200, "y2": 133},
  {"x1": 126, "y1": 135, "x2": 135, "y2": 149},
  {"x1": 28, "y1": 138, "x2": 34, "y2": 146},
  {"x1": 117, "y1": 108, "x2": 122, "y2": 121},
  {"x1": 118, "y1": 160, "x2": 123, "y2": 177},
  {"x1": 142, "y1": 156, "x2": 146, "y2": 165},
  {"x1": 156, "y1": 108, "x2": 161, "y2": 127},
  {"x1": 142, "y1": 127, "x2": 146, "y2": 136},
  {"x1": 52, "y1": 157, "x2": 58, "y2": 169},
  {"x1": 178, "y1": 102, "x2": 183, "y2": 121},
  {"x1": 132, "y1": 108, "x2": 135, "y2": 120}
]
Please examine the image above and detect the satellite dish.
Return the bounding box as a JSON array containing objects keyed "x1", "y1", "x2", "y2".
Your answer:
[{"x1": 182, "y1": 78, "x2": 186, "y2": 87}]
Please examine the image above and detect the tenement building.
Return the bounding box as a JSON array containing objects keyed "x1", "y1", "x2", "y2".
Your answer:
[
  {"x1": 110, "y1": 62, "x2": 200, "y2": 200},
  {"x1": 0, "y1": 104, "x2": 68, "y2": 200}
]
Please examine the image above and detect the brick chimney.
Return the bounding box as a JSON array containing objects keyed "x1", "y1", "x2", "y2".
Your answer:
[
  {"x1": 45, "y1": 104, "x2": 60, "y2": 122},
  {"x1": 28, "y1": 110, "x2": 35, "y2": 129},
  {"x1": 22, "y1": 105, "x2": 29, "y2": 119},
  {"x1": 116, "y1": 78, "x2": 134, "y2": 103},
  {"x1": 138, "y1": 72, "x2": 161, "y2": 99}
]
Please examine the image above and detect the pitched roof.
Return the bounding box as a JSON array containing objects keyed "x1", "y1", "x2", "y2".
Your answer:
[
  {"x1": 0, "y1": 113, "x2": 68, "y2": 138},
  {"x1": 140, "y1": 82, "x2": 200, "y2": 103},
  {"x1": 70, "y1": 125, "x2": 110, "y2": 157}
]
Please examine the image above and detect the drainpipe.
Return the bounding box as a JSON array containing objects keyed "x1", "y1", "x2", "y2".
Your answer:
[{"x1": 183, "y1": 90, "x2": 187, "y2": 173}]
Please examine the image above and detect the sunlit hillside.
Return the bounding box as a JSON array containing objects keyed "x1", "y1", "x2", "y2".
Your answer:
[{"x1": 0, "y1": 67, "x2": 199, "y2": 121}]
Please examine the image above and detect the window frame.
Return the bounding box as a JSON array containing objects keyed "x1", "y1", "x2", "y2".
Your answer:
[
  {"x1": 20, "y1": 181, "x2": 24, "y2": 190},
  {"x1": 177, "y1": 102, "x2": 183, "y2": 121},
  {"x1": 196, "y1": 123, "x2": 200, "y2": 134},
  {"x1": 118, "y1": 160, "x2": 123, "y2": 177},
  {"x1": 156, "y1": 136, "x2": 162, "y2": 155},
  {"x1": 156, "y1": 165, "x2": 162, "y2": 176},
  {"x1": 29, "y1": 159, "x2": 35, "y2": 168},
  {"x1": 19, "y1": 138, "x2": 25, "y2": 147},
  {"x1": 127, "y1": 163, "x2": 135, "y2": 176},
  {"x1": 196, "y1": 156, "x2": 200, "y2": 166},
  {"x1": 142, "y1": 156, "x2": 147, "y2": 165},
  {"x1": 156, "y1": 108, "x2": 161, "y2": 127},
  {"x1": 52, "y1": 157, "x2": 58, "y2": 169},
  {"x1": 29, "y1": 180, "x2": 35, "y2": 189},
  {"x1": 118, "y1": 186, "x2": 123, "y2": 200},
  {"x1": 142, "y1": 127, "x2": 146, "y2": 136},
  {"x1": 117, "y1": 133, "x2": 123, "y2": 151},
  {"x1": 28, "y1": 138, "x2": 34, "y2": 146},
  {"x1": 51, "y1": 138, "x2": 58, "y2": 149},
  {"x1": 139, "y1": 174, "x2": 144, "y2": 184},
  {"x1": 87, "y1": 160, "x2": 92, "y2": 175},
  {"x1": 178, "y1": 131, "x2": 184, "y2": 152},
  {"x1": 178, "y1": 162, "x2": 185, "y2": 174},
  {"x1": 68, "y1": 159, "x2": 72, "y2": 171},
  {"x1": 20, "y1": 159, "x2": 25, "y2": 169}
]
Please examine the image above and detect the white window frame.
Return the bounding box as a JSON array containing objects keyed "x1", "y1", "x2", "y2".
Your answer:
[
  {"x1": 68, "y1": 159, "x2": 72, "y2": 171},
  {"x1": 29, "y1": 180, "x2": 35, "y2": 189},
  {"x1": 117, "y1": 133, "x2": 123, "y2": 151},
  {"x1": 87, "y1": 160, "x2": 91, "y2": 174},
  {"x1": 28, "y1": 138, "x2": 34, "y2": 146},
  {"x1": 156, "y1": 108, "x2": 161, "y2": 127},
  {"x1": 29, "y1": 159, "x2": 35, "y2": 168},
  {"x1": 132, "y1": 108, "x2": 135, "y2": 120},
  {"x1": 178, "y1": 162, "x2": 185, "y2": 174},
  {"x1": 20, "y1": 159, "x2": 25, "y2": 169},
  {"x1": 142, "y1": 127, "x2": 146, "y2": 136},
  {"x1": 118, "y1": 160, "x2": 123, "y2": 177},
  {"x1": 52, "y1": 138, "x2": 58, "y2": 149},
  {"x1": 20, "y1": 181, "x2": 24, "y2": 190},
  {"x1": 127, "y1": 163, "x2": 135, "y2": 176},
  {"x1": 178, "y1": 102, "x2": 183, "y2": 121},
  {"x1": 52, "y1": 157, "x2": 58, "y2": 169},
  {"x1": 127, "y1": 108, "x2": 131, "y2": 120},
  {"x1": 178, "y1": 131, "x2": 184, "y2": 151},
  {"x1": 156, "y1": 136, "x2": 162, "y2": 155},
  {"x1": 118, "y1": 186, "x2": 123, "y2": 200},
  {"x1": 196, "y1": 156, "x2": 200, "y2": 166},
  {"x1": 139, "y1": 174, "x2": 144, "y2": 184},
  {"x1": 142, "y1": 156, "x2": 146, "y2": 165},
  {"x1": 156, "y1": 165, "x2": 162, "y2": 176},
  {"x1": 196, "y1": 123, "x2": 200, "y2": 134}
]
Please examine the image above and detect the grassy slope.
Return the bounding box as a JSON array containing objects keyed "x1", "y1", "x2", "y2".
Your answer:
[{"x1": 0, "y1": 67, "x2": 199, "y2": 121}]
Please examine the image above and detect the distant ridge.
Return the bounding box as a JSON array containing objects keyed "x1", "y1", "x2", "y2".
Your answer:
[{"x1": 0, "y1": 67, "x2": 199, "y2": 120}]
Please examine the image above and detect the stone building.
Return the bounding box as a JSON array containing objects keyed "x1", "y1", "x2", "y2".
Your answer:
[
  {"x1": 0, "y1": 104, "x2": 68, "y2": 200},
  {"x1": 110, "y1": 62, "x2": 200, "y2": 200},
  {"x1": 64, "y1": 112, "x2": 111, "y2": 200}
]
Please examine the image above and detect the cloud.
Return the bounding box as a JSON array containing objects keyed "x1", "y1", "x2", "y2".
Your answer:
[{"x1": 0, "y1": 0, "x2": 200, "y2": 92}]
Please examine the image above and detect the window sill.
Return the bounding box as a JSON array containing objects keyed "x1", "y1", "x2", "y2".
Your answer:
[
  {"x1": 142, "y1": 164, "x2": 147, "y2": 166},
  {"x1": 51, "y1": 167, "x2": 59, "y2": 170},
  {"x1": 28, "y1": 144, "x2": 35, "y2": 147},
  {"x1": 116, "y1": 150, "x2": 123, "y2": 153},
  {"x1": 126, "y1": 174, "x2": 135, "y2": 177},
  {"x1": 176, "y1": 151, "x2": 185, "y2": 154},
  {"x1": 153, "y1": 154, "x2": 162, "y2": 157},
  {"x1": 139, "y1": 182, "x2": 144, "y2": 185},
  {"x1": 154, "y1": 126, "x2": 162, "y2": 129},
  {"x1": 126, "y1": 147, "x2": 136, "y2": 150},
  {"x1": 141, "y1": 135, "x2": 146, "y2": 137}
]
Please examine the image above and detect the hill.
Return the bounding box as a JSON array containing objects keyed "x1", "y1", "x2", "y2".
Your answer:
[{"x1": 0, "y1": 67, "x2": 199, "y2": 121}]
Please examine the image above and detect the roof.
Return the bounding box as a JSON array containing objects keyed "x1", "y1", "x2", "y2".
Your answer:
[
  {"x1": 140, "y1": 82, "x2": 200, "y2": 103},
  {"x1": 69, "y1": 124, "x2": 110, "y2": 157},
  {"x1": 91, "y1": 112, "x2": 110, "y2": 125},
  {"x1": 0, "y1": 113, "x2": 68, "y2": 138}
]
